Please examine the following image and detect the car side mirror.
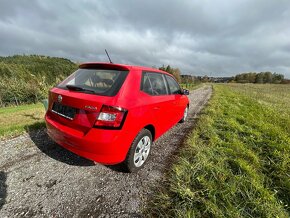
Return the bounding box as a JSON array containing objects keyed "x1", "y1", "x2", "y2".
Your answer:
[{"x1": 182, "y1": 89, "x2": 189, "y2": 95}]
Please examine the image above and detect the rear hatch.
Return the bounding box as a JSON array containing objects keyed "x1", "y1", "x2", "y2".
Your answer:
[{"x1": 46, "y1": 64, "x2": 129, "y2": 134}]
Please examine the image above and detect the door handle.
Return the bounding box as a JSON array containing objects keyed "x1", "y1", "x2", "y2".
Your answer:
[{"x1": 153, "y1": 107, "x2": 160, "y2": 110}]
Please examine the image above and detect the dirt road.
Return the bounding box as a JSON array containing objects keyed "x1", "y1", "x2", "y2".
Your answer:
[{"x1": 0, "y1": 86, "x2": 212, "y2": 217}]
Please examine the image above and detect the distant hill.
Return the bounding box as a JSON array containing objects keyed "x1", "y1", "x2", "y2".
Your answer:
[{"x1": 0, "y1": 55, "x2": 78, "y2": 106}]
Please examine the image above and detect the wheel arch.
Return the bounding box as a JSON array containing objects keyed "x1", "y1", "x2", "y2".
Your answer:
[{"x1": 144, "y1": 124, "x2": 156, "y2": 142}]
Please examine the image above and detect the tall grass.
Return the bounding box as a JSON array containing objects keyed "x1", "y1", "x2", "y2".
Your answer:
[
  {"x1": 0, "y1": 55, "x2": 77, "y2": 106},
  {"x1": 146, "y1": 84, "x2": 290, "y2": 217}
]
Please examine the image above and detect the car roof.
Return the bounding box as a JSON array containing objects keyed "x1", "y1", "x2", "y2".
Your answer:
[{"x1": 79, "y1": 62, "x2": 171, "y2": 75}]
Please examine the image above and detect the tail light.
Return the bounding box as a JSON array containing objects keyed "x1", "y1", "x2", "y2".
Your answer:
[{"x1": 94, "y1": 105, "x2": 127, "y2": 129}]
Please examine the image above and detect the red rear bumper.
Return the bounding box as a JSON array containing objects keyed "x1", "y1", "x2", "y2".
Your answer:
[{"x1": 45, "y1": 114, "x2": 131, "y2": 164}]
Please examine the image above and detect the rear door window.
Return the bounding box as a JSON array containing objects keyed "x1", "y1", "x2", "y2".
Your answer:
[
  {"x1": 57, "y1": 69, "x2": 128, "y2": 96},
  {"x1": 141, "y1": 72, "x2": 168, "y2": 95}
]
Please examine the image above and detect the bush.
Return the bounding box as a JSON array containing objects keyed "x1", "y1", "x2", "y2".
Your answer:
[{"x1": 0, "y1": 55, "x2": 77, "y2": 106}]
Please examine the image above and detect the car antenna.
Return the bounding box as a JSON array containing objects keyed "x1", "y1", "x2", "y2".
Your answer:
[{"x1": 105, "y1": 49, "x2": 113, "y2": 64}]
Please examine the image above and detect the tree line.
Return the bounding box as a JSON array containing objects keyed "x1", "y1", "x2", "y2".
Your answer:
[
  {"x1": 234, "y1": 72, "x2": 285, "y2": 84},
  {"x1": 162, "y1": 68, "x2": 288, "y2": 84},
  {"x1": 158, "y1": 65, "x2": 182, "y2": 83}
]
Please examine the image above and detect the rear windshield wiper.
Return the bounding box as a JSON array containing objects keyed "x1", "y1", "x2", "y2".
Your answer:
[{"x1": 66, "y1": 85, "x2": 96, "y2": 94}]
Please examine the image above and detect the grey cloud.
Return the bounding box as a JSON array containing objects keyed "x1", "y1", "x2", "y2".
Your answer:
[{"x1": 0, "y1": 0, "x2": 290, "y2": 78}]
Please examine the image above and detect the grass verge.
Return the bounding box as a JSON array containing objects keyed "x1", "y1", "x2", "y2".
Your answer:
[
  {"x1": 146, "y1": 84, "x2": 290, "y2": 217},
  {"x1": 180, "y1": 83, "x2": 203, "y2": 90},
  {"x1": 0, "y1": 103, "x2": 45, "y2": 139}
]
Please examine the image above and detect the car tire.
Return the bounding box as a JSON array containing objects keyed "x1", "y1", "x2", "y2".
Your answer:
[
  {"x1": 124, "y1": 129, "x2": 152, "y2": 173},
  {"x1": 179, "y1": 106, "x2": 189, "y2": 123}
]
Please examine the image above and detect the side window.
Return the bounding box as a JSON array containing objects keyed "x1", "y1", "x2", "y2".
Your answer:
[
  {"x1": 165, "y1": 75, "x2": 181, "y2": 94},
  {"x1": 141, "y1": 72, "x2": 168, "y2": 95},
  {"x1": 141, "y1": 73, "x2": 153, "y2": 95}
]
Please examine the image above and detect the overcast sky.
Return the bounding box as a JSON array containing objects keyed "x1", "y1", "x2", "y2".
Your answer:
[{"x1": 0, "y1": 0, "x2": 290, "y2": 77}]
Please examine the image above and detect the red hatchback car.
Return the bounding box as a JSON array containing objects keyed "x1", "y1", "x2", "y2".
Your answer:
[{"x1": 45, "y1": 63, "x2": 189, "y2": 172}]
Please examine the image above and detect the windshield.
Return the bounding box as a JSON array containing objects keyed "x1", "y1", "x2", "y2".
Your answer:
[{"x1": 57, "y1": 69, "x2": 129, "y2": 96}]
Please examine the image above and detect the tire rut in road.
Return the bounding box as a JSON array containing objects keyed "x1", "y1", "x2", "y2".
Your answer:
[{"x1": 0, "y1": 86, "x2": 212, "y2": 217}]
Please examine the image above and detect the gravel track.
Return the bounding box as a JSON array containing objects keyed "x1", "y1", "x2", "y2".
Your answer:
[{"x1": 0, "y1": 86, "x2": 212, "y2": 217}]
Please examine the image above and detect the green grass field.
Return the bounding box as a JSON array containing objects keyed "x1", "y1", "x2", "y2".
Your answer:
[
  {"x1": 0, "y1": 103, "x2": 45, "y2": 139},
  {"x1": 146, "y1": 84, "x2": 290, "y2": 217}
]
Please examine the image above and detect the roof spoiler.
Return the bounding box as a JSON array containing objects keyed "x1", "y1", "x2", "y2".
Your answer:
[{"x1": 79, "y1": 63, "x2": 130, "y2": 71}]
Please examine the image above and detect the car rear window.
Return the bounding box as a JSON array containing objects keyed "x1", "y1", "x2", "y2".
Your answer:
[{"x1": 57, "y1": 69, "x2": 129, "y2": 96}]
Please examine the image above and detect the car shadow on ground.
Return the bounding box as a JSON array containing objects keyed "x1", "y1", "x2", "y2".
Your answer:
[
  {"x1": 28, "y1": 128, "x2": 95, "y2": 167},
  {"x1": 104, "y1": 163, "x2": 129, "y2": 173},
  {"x1": 0, "y1": 171, "x2": 7, "y2": 210}
]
